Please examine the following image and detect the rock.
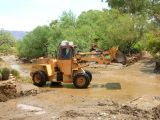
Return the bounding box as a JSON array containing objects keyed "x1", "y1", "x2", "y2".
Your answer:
[
  {"x1": 97, "y1": 102, "x2": 107, "y2": 106},
  {"x1": 152, "y1": 105, "x2": 160, "y2": 120},
  {"x1": 115, "y1": 51, "x2": 127, "y2": 65},
  {"x1": 16, "y1": 83, "x2": 39, "y2": 97},
  {"x1": 97, "y1": 117, "x2": 102, "y2": 120},
  {"x1": 99, "y1": 112, "x2": 107, "y2": 117},
  {"x1": 9, "y1": 74, "x2": 15, "y2": 80},
  {"x1": 113, "y1": 116, "x2": 116, "y2": 119},
  {"x1": 0, "y1": 79, "x2": 17, "y2": 102},
  {"x1": 0, "y1": 93, "x2": 8, "y2": 102},
  {"x1": 154, "y1": 61, "x2": 160, "y2": 73}
]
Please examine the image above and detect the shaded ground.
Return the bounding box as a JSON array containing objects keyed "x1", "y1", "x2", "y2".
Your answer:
[{"x1": 0, "y1": 55, "x2": 160, "y2": 120}]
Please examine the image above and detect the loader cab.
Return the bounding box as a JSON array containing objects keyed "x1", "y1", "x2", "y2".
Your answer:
[
  {"x1": 57, "y1": 41, "x2": 75, "y2": 81},
  {"x1": 58, "y1": 41, "x2": 75, "y2": 60}
]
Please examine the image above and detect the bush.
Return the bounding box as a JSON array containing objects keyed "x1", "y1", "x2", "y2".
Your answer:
[
  {"x1": 146, "y1": 31, "x2": 160, "y2": 59},
  {"x1": 11, "y1": 69, "x2": 20, "y2": 78},
  {"x1": 0, "y1": 68, "x2": 2, "y2": 80},
  {"x1": 129, "y1": 41, "x2": 145, "y2": 54},
  {"x1": 0, "y1": 72, "x2": 2, "y2": 80},
  {"x1": 2, "y1": 67, "x2": 10, "y2": 80}
]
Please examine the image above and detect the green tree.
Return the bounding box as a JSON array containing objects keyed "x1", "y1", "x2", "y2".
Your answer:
[
  {"x1": 146, "y1": 29, "x2": 160, "y2": 59},
  {"x1": 95, "y1": 9, "x2": 140, "y2": 53},
  {"x1": 48, "y1": 20, "x2": 64, "y2": 57},
  {"x1": 18, "y1": 8, "x2": 150, "y2": 59},
  {"x1": 59, "y1": 11, "x2": 77, "y2": 41},
  {"x1": 106, "y1": 0, "x2": 160, "y2": 26},
  {"x1": 107, "y1": 0, "x2": 150, "y2": 14},
  {"x1": 150, "y1": 0, "x2": 160, "y2": 26},
  {"x1": 75, "y1": 10, "x2": 102, "y2": 51},
  {"x1": 17, "y1": 26, "x2": 51, "y2": 58},
  {"x1": 0, "y1": 29, "x2": 16, "y2": 54}
]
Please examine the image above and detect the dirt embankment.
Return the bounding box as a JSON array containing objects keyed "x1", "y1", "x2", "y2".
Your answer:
[
  {"x1": 0, "y1": 55, "x2": 39, "y2": 102},
  {"x1": 0, "y1": 79, "x2": 39, "y2": 102},
  {"x1": 0, "y1": 79, "x2": 17, "y2": 102}
]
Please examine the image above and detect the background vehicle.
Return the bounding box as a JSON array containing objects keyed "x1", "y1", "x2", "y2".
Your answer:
[{"x1": 76, "y1": 46, "x2": 127, "y2": 65}]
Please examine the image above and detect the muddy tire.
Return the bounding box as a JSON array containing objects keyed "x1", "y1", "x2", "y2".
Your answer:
[
  {"x1": 73, "y1": 72, "x2": 90, "y2": 89},
  {"x1": 85, "y1": 70, "x2": 92, "y2": 82},
  {"x1": 32, "y1": 71, "x2": 47, "y2": 87},
  {"x1": 115, "y1": 51, "x2": 127, "y2": 65}
]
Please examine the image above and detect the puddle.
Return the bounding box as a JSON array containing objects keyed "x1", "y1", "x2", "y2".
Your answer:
[
  {"x1": 17, "y1": 104, "x2": 42, "y2": 111},
  {"x1": 90, "y1": 83, "x2": 121, "y2": 90},
  {"x1": 17, "y1": 104, "x2": 46, "y2": 115}
]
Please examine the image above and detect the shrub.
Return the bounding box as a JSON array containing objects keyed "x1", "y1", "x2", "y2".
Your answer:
[
  {"x1": 2, "y1": 67, "x2": 10, "y2": 80},
  {"x1": 11, "y1": 69, "x2": 20, "y2": 78},
  {"x1": 0, "y1": 72, "x2": 2, "y2": 80},
  {"x1": 146, "y1": 31, "x2": 160, "y2": 59},
  {"x1": 129, "y1": 41, "x2": 145, "y2": 54}
]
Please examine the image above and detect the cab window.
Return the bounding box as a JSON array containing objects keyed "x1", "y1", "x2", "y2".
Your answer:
[{"x1": 61, "y1": 47, "x2": 72, "y2": 59}]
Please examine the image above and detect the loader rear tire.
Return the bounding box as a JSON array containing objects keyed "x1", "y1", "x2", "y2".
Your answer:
[
  {"x1": 32, "y1": 71, "x2": 47, "y2": 87},
  {"x1": 85, "y1": 70, "x2": 92, "y2": 82},
  {"x1": 73, "y1": 72, "x2": 90, "y2": 89}
]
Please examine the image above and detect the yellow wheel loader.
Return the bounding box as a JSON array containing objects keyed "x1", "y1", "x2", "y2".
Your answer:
[{"x1": 30, "y1": 41, "x2": 92, "y2": 89}]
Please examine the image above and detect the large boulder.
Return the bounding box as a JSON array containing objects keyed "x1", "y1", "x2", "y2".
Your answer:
[{"x1": 16, "y1": 83, "x2": 39, "y2": 97}]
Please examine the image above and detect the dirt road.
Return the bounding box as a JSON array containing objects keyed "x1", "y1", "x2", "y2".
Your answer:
[{"x1": 0, "y1": 55, "x2": 160, "y2": 120}]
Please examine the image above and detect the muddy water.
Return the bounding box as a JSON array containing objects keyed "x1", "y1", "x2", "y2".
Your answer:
[
  {"x1": 1, "y1": 55, "x2": 160, "y2": 102},
  {"x1": 39, "y1": 58, "x2": 160, "y2": 102}
]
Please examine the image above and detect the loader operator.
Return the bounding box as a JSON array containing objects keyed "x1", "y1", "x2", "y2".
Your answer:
[{"x1": 62, "y1": 47, "x2": 71, "y2": 59}]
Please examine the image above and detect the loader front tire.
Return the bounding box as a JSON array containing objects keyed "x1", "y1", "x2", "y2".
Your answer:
[
  {"x1": 32, "y1": 71, "x2": 47, "y2": 87},
  {"x1": 73, "y1": 72, "x2": 90, "y2": 89},
  {"x1": 85, "y1": 70, "x2": 92, "y2": 82}
]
